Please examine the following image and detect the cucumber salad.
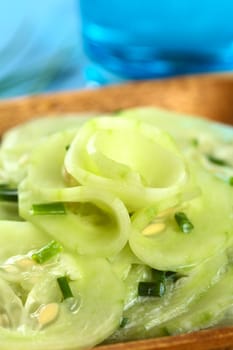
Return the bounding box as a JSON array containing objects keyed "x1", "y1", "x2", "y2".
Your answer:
[{"x1": 0, "y1": 107, "x2": 233, "y2": 349}]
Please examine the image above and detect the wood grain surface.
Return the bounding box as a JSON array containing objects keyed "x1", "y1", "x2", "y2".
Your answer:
[
  {"x1": 99, "y1": 327, "x2": 233, "y2": 350},
  {"x1": 0, "y1": 73, "x2": 233, "y2": 350},
  {"x1": 0, "y1": 74, "x2": 232, "y2": 133}
]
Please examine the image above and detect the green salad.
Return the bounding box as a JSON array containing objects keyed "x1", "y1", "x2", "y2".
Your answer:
[{"x1": 0, "y1": 108, "x2": 233, "y2": 349}]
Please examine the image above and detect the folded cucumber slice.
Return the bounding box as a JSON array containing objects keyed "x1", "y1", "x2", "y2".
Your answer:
[
  {"x1": 65, "y1": 117, "x2": 188, "y2": 211},
  {"x1": 18, "y1": 131, "x2": 130, "y2": 257},
  {"x1": 20, "y1": 180, "x2": 130, "y2": 257}
]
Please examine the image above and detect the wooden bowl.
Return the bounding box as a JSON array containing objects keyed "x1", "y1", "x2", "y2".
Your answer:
[{"x1": 0, "y1": 74, "x2": 233, "y2": 350}]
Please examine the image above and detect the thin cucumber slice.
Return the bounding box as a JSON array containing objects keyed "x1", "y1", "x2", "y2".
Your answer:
[
  {"x1": 165, "y1": 266, "x2": 233, "y2": 335},
  {"x1": 21, "y1": 130, "x2": 77, "y2": 194},
  {"x1": 0, "y1": 221, "x2": 49, "y2": 262},
  {"x1": 1, "y1": 116, "x2": 88, "y2": 150},
  {"x1": 0, "y1": 116, "x2": 89, "y2": 185},
  {"x1": 0, "y1": 278, "x2": 23, "y2": 329},
  {"x1": 122, "y1": 264, "x2": 155, "y2": 310},
  {"x1": 0, "y1": 254, "x2": 125, "y2": 350},
  {"x1": 119, "y1": 107, "x2": 233, "y2": 145},
  {"x1": 120, "y1": 108, "x2": 233, "y2": 186},
  {"x1": 108, "y1": 244, "x2": 142, "y2": 281},
  {"x1": 65, "y1": 117, "x2": 188, "y2": 211},
  {"x1": 20, "y1": 180, "x2": 130, "y2": 257},
  {"x1": 107, "y1": 253, "x2": 227, "y2": 342},
  {"x1": 18, "y1": 132, "x2": 130, "y2": 257},
  {"x1": 129, "y1": 158, "x2": 233, "y2": 270}
]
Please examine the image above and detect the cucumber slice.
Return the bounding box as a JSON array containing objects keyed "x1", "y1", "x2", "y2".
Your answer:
[
  {"x1": 20, "y1": 180, "x2": 130, "y2": 257},
  {"x1": 0, "y1": 116, "x2": 88, "y2": 185},
  {"x1": 0, "y1": 221, "x2": 49, "y2": 262},
  {"x1": 120, "y1": 107, "x2": 233, "y2": 186},
  {"x1": 165, "y1": 266, "x2": 233, "y2": 334},
  {"x1": 123, "y1": 264, "x2": 155, "y2": 310},
  {"x1": 0, "y1": 257, "x2": 124, "y2": 350},
  {"x1": 107, "y1": 253, "x2": 227, "y2": 342},
  {"x1": 65, "y1": 117, "x2": 188, "y2": 211},
  {"x1": 0, "y1": 227, "x2": 125, "y2": 350},
  {"x1": 129, "y1": 158, "x2": 233, "y2": 270},
  {"x1": 108, "y1": 244, "x2": 142, "y2": 281},
  {"x1": 119, "y1": 107, "x2": 233, "y2": 145},
  {"x1": 0, "y1": 278, "x2": 23, "y2": 329},
  {"x1": 18, "y1": 131, "x2": 130, "y2": 257}
]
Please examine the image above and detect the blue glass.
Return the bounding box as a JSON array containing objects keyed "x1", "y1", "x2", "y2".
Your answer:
[{"x1": 80, "y1": 0, "x2": 233, "y2": 83}]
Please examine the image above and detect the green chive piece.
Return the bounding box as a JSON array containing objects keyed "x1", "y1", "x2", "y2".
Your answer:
[
  {"x1": 65, "y1": 144, "x2": 70, "y2": 151},
  {"x1": 31, "y1": 202, "x2": 66, "y2": 215},
  {"x1": 206, "y1": 154, "x2": 229, "y2": 166},
  {"x1": 32, "y1": 240, "x2": 63, "y2": 264},
  {"x1": 153, "y1": 269, "x2": 183, "y2": 283},
  {"x1": 174, "y1": 212, "x2": 194, "y2": 233},
  {"x1": 165, "y1": 271, "x2": 184, "y2": 282},
  {"x1": 0, "y1": 184, "x2": 8, "y2": 188},
  {"x1": 165, "y1": 271, "x2": 177, "y2": 279},
  {"x1": 138, "y1": 281, "x2": 166, "y2": 297},
  {"x1": 152, "y1": 269, "x2": 166, "y2": 283},
  {"x1": 119, "y1": 317, "x2": 128, "y2": 328},
  {"x1": 57, "y1": 276, "x2": 73, "y2": 300},
  {"x1": 0, "y1": 188, "x2": 18, "y2": 202}
]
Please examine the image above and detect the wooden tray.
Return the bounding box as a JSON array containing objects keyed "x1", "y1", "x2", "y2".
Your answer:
[{"x1": 0, "y1": 74, "x2": 233, "y2": 350}]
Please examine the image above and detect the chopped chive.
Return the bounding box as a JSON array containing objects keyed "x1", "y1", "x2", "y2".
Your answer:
[
  {"x1": 65, "y1": 144, "x2": 70, "y2": 151},
  {"x1": 31, "y1": 202, "x2": 66, "y2": 215},
  {"x1": 174, "y1": 212, "x2": 194, "y2": 233},
  {"x1": 32, "y1": 240, "x2": 63, "y2": 264},
  {"x1": 165, "y1": 271, "x2": 184, "y2": 282},
  {"x1": 165, "y1": 271, "x2": 177, "y2": 279},
  {"x1": 206, "y1": 154, "x2": 229, "y2": 167},
  {"x1": 119, "y1": 317, "x2": 128, "y2": 328},
  {"x1": 152, "y1": 269, "x2": 183, "y2": 283},
  {"x1": 152, "y1": 269, "x2": 166, "y2": 283},
  {"x1": 0, "y1": 183, "x2": 8, "y2": 188},
  {"x1": 0, "y1": 188, "x2": 18, "y2": 202},
  {"x1": 138, "y1": 281, "x2": 166, "y2": 297},
  {"x1": 57, "y1": 276, "x2": 73, "y2": 300}
]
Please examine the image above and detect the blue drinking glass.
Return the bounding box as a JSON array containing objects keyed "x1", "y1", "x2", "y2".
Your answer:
[{"x1": 80, "y1": 0, "x2": 233, "y2": 84}]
